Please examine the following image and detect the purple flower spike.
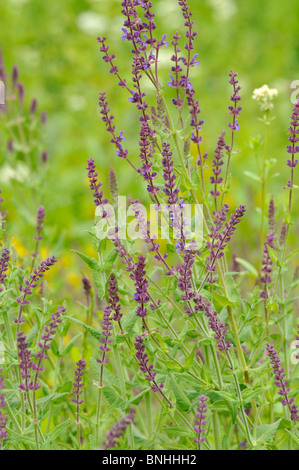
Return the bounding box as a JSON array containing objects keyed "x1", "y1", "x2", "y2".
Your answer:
[
  {"x1": 266, "y1": 344, "x2": 298, "y2": 423},
  {"x1": 194, "y1": 296, "x2": 231, "y2": 351},
  {"x1": 206, "y1": 204, "x2": 246, "y2": 283},
  {"x1": 15, "y1": 256, "x2": 57, "y2": 324},
  {"x1": 97, "y1": 306, "x2": 113, "y2": 386},
  {"x1": 0, "y1": 248, "x2": 10, "y2": 292},
  {"x1": 104, "y1": 409, "x2": 136, "y2": 450},
  {"x1": 131, "y1": 256, "x2": 149, "y2": 318},
  {"x1": 268, "y1": 197, "x2": 276, "y2": 233},
  {"x1": 194, "y1": 395, "x2": 208, "y2": 450},
  {"x1": 32, "y1": 306, "x2": 65, "y2": 390},
  {"x1": 285, "y1": 99, "x2": 299, "y2": 191},
  {"x1": 108, "y1": 275, "x2": 122, "y2": 322},
  {"x1": 87, "y1": 157, "x2": 108, "y2": 211},
  {"x1": 17, "y1": 331, "x2": 35, "y2": 392},
  {"x1": 72, "y1": 359, "x2": 86, "y2": 407},
  {"x1": 98, "y1": 92, "x2": 129, "y2": 160},
  {"x1": 134, "y1": 335, "x2": 165, "y2": 394},
  {"x1": 0, "y1": 370, "x2": 7, "y2": 449},
  {"x1": 227, "y1": 70, "x2": 242, "y2": 137},
  {"x1": 34, "y1": 206, "x2": 45, "y2": 241},
  {"x1": 260, "y1": 232, "x2": 275, "y2": 299},
  {"x1": 210, "y1": 132, "x2": 226, "y2": 205}
]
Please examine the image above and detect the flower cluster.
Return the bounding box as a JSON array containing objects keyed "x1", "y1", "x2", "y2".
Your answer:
[
  {"x1": 86, "y1": 157, "x2": 108, "y2": 211},
  {"x1": 206, "y1": 204, "x2": 246, "y2": 283},
  {"x1": 161, "y1": 142, "x2": 179, "y2": 206},
  {"x1": 15, "y1": 256, "x2": 57, "y2": 323},
  {"x1": 34, "y1": 206, "x2": 45, "y2": 241},
  {"x1": 266, "y1": 343, "x2": 298, "y2": 423},
  {"x1": 177, "y1": 251, "x2": 195, "y2": 304},
  {"x1": 194, "y1": 295, "x2": 231, "y2": 351},
  {"x1": 104, "y1": 409, "x2": 136, "y2": 450},
  {"x1": 32, "y1": 306, "x2": 65, "y2": 389},
  {"x1": 193, "y1": 395, "x2": 208, "y2": 450},
  {"x1": 260, "y1": 232, "x2": 275, "y2": 299},
  {"x1": 286, "y1": 99, "x2": 299, "y2": 188},
  {"x1": 268, "y1": 197, "x2": 276, "y2": 233},
  {"x1": 252, "y1": 84, "x2": 278, "y2": 112},
  {"x1": 17, "y1": 331, "x2": 36, "y2": 391},
  {"x1": 0, "y1": 370, "x2": 7, "y2": 448},
  {"x1": 134, "y1": 335, "x2": 164, "y2": 393},
  {"x1": 0, "y1": 248, "x2": 10, "y2": 291},
  {"x1": 97, "y1": 306, "x2": 113, "y2": 386},
  {"x1": 108, "y1": 275, "x2": 122, "y2": 322},
  {"x1": 131, "y1": 256, "x2": 150, "y2": 318},
  {"x1": 98, "y1": 92, "x2": 129, "y2": 160},
  {"x1": 228, "y1": 70, "x2": 242, "y2": 136},
  {"x1": 210, "y1": 132, "x2": 226, "y2": 204},
  {"x1": 72, "y1": 359, "x2": 86, "y2": 406}
]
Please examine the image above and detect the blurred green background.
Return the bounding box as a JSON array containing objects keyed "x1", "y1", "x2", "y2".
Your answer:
[{"x1": 0, "y1": 0, "x2": 298, "y2": 300}]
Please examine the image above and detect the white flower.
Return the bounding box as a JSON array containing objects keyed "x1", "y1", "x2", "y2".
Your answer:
[{"x1": 252, "y1": 84, "x2": 278, "y2": 112}]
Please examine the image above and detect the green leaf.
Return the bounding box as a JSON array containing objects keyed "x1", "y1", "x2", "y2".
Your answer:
[
  {"x1": 72, "y1": 250, "x2": 99, "y2": 271},
  {"x1": 64, "y1": 316, "x2": 102, "y2": 342},
  {"x1": 170, "y1": 376, "x2": 191, "y2": 412},
  {"x1": 103, "y1": 386, "x2": 128, "y2": 411},
  {"x1": 184, "y1": 344, "x2": 196, "y2": 371},
  {"x1": 104, "y1": 250, "x2": 118, "y2": 269},
  {"x1": 49, "y1": 419, "x2": 71, "y2": 440},
  {"x1": 255, "y1": 420, "x2": 281, "y2": 444}
]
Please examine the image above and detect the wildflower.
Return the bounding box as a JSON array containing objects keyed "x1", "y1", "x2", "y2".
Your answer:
[
  {"x1": 260, "y1": 232, "x2": 275, "y2": 299},
  {"x1": 15, "y1": 256, "x2": 57, "y2": 323},
  {"x1": 193, "y1": 395, "x2": 208, "y2": 450},
  {"x1": 86, "y1": 157, "x2": 108, "y2": 212},
  {"x1": 266, "y1": 343, "x2": 298, "y2": 423},
  {"x1": 177, "y1": 251, "x2": 195, "y2": 303},
  {"x1": 206, "y1": 204, "x2": 246, "y2": 283},
  {"x1": 194, "y1": 295, "x2": 231, "y2": 351},
  {"x1": 210, "y1": 132, "x2": 226, "y2": 204},
  {"x1": 34, "y1": 206, "x2": 45, "y2": 241},
  {"x1": 228, "y1": 70, "x2": 242, "y2": 135},
  {"x1": 286, "y1": 99, "x2": 299, "y2": 188},
  {"x1": 252, "y1": 84, "x2": 278, "y2": 112},
  {"x1": 98, "y1": 92, "x2": 129, "y2": 161},
  {"x1": 108, "y1": 275, "x2": 122, "y2": 322},
  {"x1": 97, "y1": 306, "x2": 113, "y2": 386},
  {"x1": 72, "y1": 359, "x2": 86, "y2": 406},
  {"x1": 134, "y1": 335, "x2": 164, "y2": 392},
  {"x1": 131, "y1": 256, "x2": 150, "y2": 318},
  {"x1": 161, "y1": 142, "x2": 179, "y2": 206},
  {"x1": 17, "y1": 331, "x2": 35, "y2": 391},
  {"x1": 32, "y1": 306, "x2": 65, "y2": 390},
  {"x1": 0, "y1": 248, "x2": 10, "y2": 292},
  {"x1": 104, "y1": 409, "x2": 136, "y2": 450},
  {"x1": 268, "y1": 197, "x2": 275, "y2": 233}
]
